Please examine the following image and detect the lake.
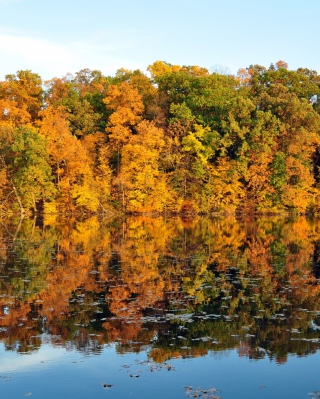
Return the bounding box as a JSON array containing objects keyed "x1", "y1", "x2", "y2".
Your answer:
[{"x1": 1, "y1": 215, "x2": 320, "y2": 398}]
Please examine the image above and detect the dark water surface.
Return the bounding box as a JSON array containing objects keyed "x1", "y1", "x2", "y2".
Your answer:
[{"x1": 1, "y1": 215, "x2": 320, "y2": 398}]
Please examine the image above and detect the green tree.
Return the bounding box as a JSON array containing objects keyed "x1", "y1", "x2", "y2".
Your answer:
[{"x1": 0, "y1": 126, "x2": 56, "y2": 214}]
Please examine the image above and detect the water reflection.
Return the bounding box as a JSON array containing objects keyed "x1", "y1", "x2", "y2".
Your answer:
[{"x1": 1, "y1": 215, "x2": 320, "y2": 364}]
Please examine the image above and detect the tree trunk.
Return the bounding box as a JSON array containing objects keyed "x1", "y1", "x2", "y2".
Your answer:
[{"x1": 12, "y1": 184, "x2": 26, "y2": 216}]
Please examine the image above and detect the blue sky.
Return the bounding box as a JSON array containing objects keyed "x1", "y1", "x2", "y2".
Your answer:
[{"x1": 0, "y1": 0, "x2": 319, "y2": 80}]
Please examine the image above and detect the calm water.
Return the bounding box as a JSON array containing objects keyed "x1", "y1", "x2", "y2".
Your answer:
[{"x1": 1, "y1": 215, "x2": 320, "y2": 398}]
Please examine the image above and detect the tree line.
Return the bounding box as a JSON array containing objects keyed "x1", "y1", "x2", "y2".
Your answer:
[{"x1": 1, "y1": 60, "x2": 320, "y2": 215}]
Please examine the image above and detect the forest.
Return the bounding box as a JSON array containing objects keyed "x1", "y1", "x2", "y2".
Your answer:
[{"x1": 1, "y1": 60, "x2": 320, "y2": 216}]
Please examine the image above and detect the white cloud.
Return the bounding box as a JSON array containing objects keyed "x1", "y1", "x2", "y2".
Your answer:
[
  {"x1": 0, "y1": 33, "x2": 84, "y2": 78},
  {"x1": 0, "y1": 30, "x2": 150, "y2": 80}
]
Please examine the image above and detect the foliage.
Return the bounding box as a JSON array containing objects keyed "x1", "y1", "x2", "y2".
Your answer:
[
  {"x1": 1, "y1": 61, "x2": 320, "y2": 215},
  {"x1": 0, "y1": 125, "x2": 56, "y2": 214}
]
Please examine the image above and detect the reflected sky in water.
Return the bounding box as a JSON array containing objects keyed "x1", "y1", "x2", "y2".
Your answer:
[{"x1": 1, "y1": 340, "x2": 320, "y2": 399}]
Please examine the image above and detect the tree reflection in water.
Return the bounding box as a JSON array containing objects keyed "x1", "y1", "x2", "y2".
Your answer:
[{"x1": 1, "y1": 215, "x2": 320, "y2": 364}]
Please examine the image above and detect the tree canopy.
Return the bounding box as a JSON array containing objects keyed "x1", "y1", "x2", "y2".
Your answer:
[{"x1": 1, "y1": 61, "x2": 320, "y2": 215}]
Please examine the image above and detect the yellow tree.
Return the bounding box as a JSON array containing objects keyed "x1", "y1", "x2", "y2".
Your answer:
[
  {"x1": 103, "y1": 81, "x2": 144, "y2": 147},
  {"x1": 0, "y1": 98, "x2": 31, "y2": 127},
  {"x1": 0, "y1": 70, "x2": 43, "y2": 121},
  {"x1": 38, "y1": 106, "x2": 100, "y2": 212},
  {"x1": 114, "y1": 68, "x2": 164, "y2": 123},
  {"x1": 119, "y1": 120, "x2": 169, "y2": 213},
  {"x1": 103, "y1": 81, "x2": 145, "y2": 208},
  {"x1": 82, "y1": 133, "x2": 112, "y2": 212}
]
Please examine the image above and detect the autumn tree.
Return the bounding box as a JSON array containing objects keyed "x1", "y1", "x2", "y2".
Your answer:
[
  {"x1": 0, "y1": 70, "x2": 43, "y2": 122},
  {"x1": 104, "y1": 81, "x2": 144, "y2": 146},
  {"x1": 244, "y1": 64, "x2": 320, "y2": 212},
  {"x1": 44, "y1": 70, "x2": 109, "y2": 137},
  {"x1": 38, "y1": 106, "x2": 102, "y2": 212},
  {"x1": 119, "y1": 120, "x2": 169, "y2": 213}
]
